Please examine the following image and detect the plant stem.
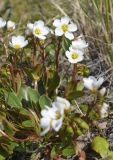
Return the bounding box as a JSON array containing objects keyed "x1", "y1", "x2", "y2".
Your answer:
[
  {"x1": 72, "y1": 64, "x2": 77, "y2": 82},
  {"x1": 37, "y1": 40, "x2": 48, "y2": 91},
  {"x1": 33, "y1": 38, "x2": 37, "y2": 66},
  {"x1": 56, "y1": 37, "x2": 62, "y2": 72},
  {"x1": 9, "y1": 65, "x2": 16, "y2": 92}
]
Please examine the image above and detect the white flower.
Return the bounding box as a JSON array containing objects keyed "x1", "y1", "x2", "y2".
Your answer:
[
  {"x1": 40, "y1": 106, "x2": 64, "y2": 135},
  {"x1": 70, "y1": 38, "x2": 88, "y2": 51},
  {"x1": 9, "y1": 36, "x2": 28, "y2": 49},
  {"x1": 100, "y1": 103, "x2": 109, "y2": 118},
  {"x1": 83, "y1": 76, "x2": 104, "y2": 92},
  {"x1": 25, "y1": 22, "x2": 33, "y2": 35},
  {"x1": 52, "y1": 96, "x2": 71, "y2": 111},
  {"x1": 7, "y1": 20, "x2": 15, "y2": 31},
  {"x1": 65, "y1": 47, "x2": 84, "y2": 64},
  {"x1": 0, "y1": 17, "x2": 6, "y2": 28},
  {"x1": 33, "y1": 20, "x2": 49, "y2": 39},
  {"x1": 53, "y1": 16, "x2": 77, "y2": 40}
]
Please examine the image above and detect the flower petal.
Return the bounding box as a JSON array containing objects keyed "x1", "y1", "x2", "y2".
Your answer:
[
  {"x1": 72, "y1": 38, "x2": 88, "y2": 50},
  {"x1": 83, "y1": 77, "x2": 94, "y2": 90},
  {"x1": 21, "y1": 40, "x2": 28, "y2": 47},
  {"x1": 61, "y1": 16, "x2": 70, "y2": 24},
  {"x1": 52, "y1": 118, "x2": 63, "y2": 132},
  {"x1": 34, "y1": 20, "x2": 44, "y2": 27},
  {"x1": 65, "y1": 32, "x2": 74, "y2": 40},
  {"x1": 68, "y1": 23, "x2": 77, "y2": 32},
  {"x1": 40, "y1": 117, "x2": 51, "y2": 128},
  {"x1": 55, "y1": 28, "x2": 63, "y2": 36},
  {"x1": 53, "y1": 19, "x2": 61, "y2": 27},
  {"x1": 65, "y1": 51, "x2": 71, "y2": 58},
  {"x1": 52, "y1": 102, "x2": 64, "y2": 116},
  {"x1": 27, "y1": 23, "x2": 33, "y2": 30},
  {"x1": 42, "y1": 26, "x2": 49, "y2": 35},
  {"x1": 55, "y1": 97, "x2": 70, "y2": 110},
  {"x1": 40, "y1": 117, "x2": 51, "y2": 135},
  {"x1": 38, "y1": 35, "x2": 46, "y2": 40}
]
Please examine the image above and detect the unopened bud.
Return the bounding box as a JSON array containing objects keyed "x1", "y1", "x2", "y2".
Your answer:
[{"x1": 99, "y1": 87, "x2": 106, "y2": 96}]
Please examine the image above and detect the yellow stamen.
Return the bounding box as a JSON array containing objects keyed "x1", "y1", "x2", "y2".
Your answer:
[
  {"x1": 34, "y1": 28, "x2": 41, "y2": 35},
  {"x1": 56, "y1": 111, "x2": 61, "y2": 119},
  {"x1": 14, "y1": 44, "x2": 20, "y2": 49},
  {"x1": 71, "y1": 52, "x2": 79, "y2": 59},
  {"x1": 61, "y1": 24, "x2": 68, "y2": 32},
  {"x1": 91, "y1": 87, "x2": 97, "y2": 93}
]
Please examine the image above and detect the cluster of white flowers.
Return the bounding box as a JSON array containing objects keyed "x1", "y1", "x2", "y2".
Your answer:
[
  {"x1": 40, "y1": 97, "x2": 71, "y2": 135},
  {"x1": 2, "y1": 16, "x2": 87, "y2": 52},
  {"x1": 25, "y1": 16, "x2": 77, "y2": 41},
  {"x1": 65, "y1": 38, "x2": 88, "y2": 63}
]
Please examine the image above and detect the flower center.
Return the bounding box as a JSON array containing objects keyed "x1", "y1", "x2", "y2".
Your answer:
[
  {"x1": 61, "y1": 24, "x2": 68, "y2": 32},
  {"x1": 71, "y1": 52, "x2": 79, "y2": 59},
  {"x1": 34, "y1": 28, "x2": 41, "y2": 35},
  {"x1": 56, "y1": 111, "x2": 61, "y2": 119},
  {"x1": 91, "y1": 87, "x2": 97, "y2": 93},
  {"x1": 14, "y1": 44, "x2": 21, "y2": 49}
]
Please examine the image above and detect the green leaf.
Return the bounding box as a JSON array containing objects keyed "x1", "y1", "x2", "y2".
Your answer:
[
  {"x1": 65, "y1": 81, "x2": 83, "y2": 100},
  {"x1": 28, "y1": 87, "x2": 40, "y2": 103},
  {"x1": 39, "y1": 95, "x2": 52, "y2": 109},
  {"x1": 7, "y1": 92, "x2": 22, "y2": 108},
  {"x1": 3, "y1": 120, "x2": 15, "y2": 137},
  {"x1": 19, "y1": 108, "x2": 30, "y2": 116},
  {"x1": 31, "y1": 64, "x2": 41, "y2": 80},
  {"x1": 91, "y1": 136, "x2": 110, "y2": 158},
  {"x1": 18, "y1": 86, "x2": 40, "y2": 103},
  {"x1": 22, "y1": 120, "x2": 33, "y2": 127},
  {"x1": 46, "y1": 44, "x2": 55, "y2": 55},
  {"x1": 0, "y1": 154, "x2": 5, "y2": 160},
  {"x1": 76, "y1": 81, "x2": 84, "y2": 91},
  {"x1": 62, "y1": 145, "x2": 75, "y2": 157},
  {"x1": 47, "y1": 72, "x2": 60, "y2": 95},
  {"x1": 62, "y1": 38, "x2": 71, "y2": 53},
  {"x1": 18, "y1": 85, "x2": 29, "y2": 101},
  {"x1": 76, "y1": 127, "x2": 83, "y2": 136},
  {"x1": 80, "y1": 104, "x2": 88, "y2": 114},
  {"x1": 51, "y1": 146, "x2": 57, "y2": 159}
]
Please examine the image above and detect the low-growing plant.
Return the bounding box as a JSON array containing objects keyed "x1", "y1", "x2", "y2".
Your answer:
[{"x1": 0, "y1": 16, "x2": 112, "y2": 159}]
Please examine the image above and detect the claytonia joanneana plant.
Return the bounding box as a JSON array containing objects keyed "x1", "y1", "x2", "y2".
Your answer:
[
  {"x1": 53, "y1": 16, "x2": 77, "y2": 40},
  {"x1": 0, "y1": 16, "x2": 111, "y2": 159},
  {"x1": 0, "y1": 17, "x2": 6, "y2": 28},
  {"x1": 9, "y1": 35, "x2": 28, "y2": 49}
]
